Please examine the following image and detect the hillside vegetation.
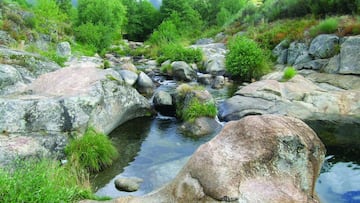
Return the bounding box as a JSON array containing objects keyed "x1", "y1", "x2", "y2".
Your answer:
[
  {"x1": 1, "y1": 0, "x2": 360, "y2": 201},
  {"x1": 2, "y1": 0, "x2": 360, "y2": 58}
]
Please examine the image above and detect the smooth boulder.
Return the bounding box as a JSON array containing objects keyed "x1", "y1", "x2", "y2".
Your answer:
[
  {"x1": 171, "y1": 61, "x2": 197, "y2": 81},
  {"x1": 219, "y1": 74, "x2": 360, "y2": 123},
  {"x1": 110, "y1": 115, "x2": 325, "y2": 202},
  {"x1": 0, "y1": 64, "x2": 151, "y2": 167}
]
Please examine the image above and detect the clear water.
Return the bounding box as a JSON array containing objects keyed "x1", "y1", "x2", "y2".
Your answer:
[
  {"x1": 94, "y1": 116, "x2": 221, "y2": 197},
  {"x1": 307, "y1": 121, "x2": 360, "y2": 203},
  {"x1": 94, "y1": 80, "x2": 360, "y2": 202}
]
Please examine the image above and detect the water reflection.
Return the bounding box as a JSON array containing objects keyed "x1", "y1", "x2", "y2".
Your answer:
[
  {"x1": 307, "y1": 121, "x2": 360, "y2": 203},
  {"x1": 94, "y1": 115, "x2": 220, "y2": 198}
]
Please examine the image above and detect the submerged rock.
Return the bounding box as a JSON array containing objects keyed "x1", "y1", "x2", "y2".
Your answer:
[
  {"x1": 107, "y1": 115, "x2": 325, "y2": 202},
  {"x1": 114, "y1": 177, "x2": 143, "y2": 192},
  {"x1": 152, "y1": 90, "x2": 175, "y2": 117},
  {"x1": 179, "y1": 117, "x2": 221, "y2": 137}
]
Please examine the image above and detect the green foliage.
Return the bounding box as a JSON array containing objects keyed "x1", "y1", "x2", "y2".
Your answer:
[
  {"x1": 191, "y1": 0, "x2": 246, "y2": 26},
  {"x1": 310, "y1": 17, "x2": 339, "y2": 37},
  {"x1": 148, "y1": 19, "x2": 180, "y2": 46},
  {"x1": 43, "y1": 51, "x2": 67, "y2": 67},
  {"x1": 246, "y1": 18, "x2": 316, "y2": 50},
  {"x1": 65, "y1": 127, "x2": 119, "y2": 172},
  {"x1": 123, "y1": 0, "x2": 160, "y2": 41},
  {"x1": 225, "y1": 36, "x2": 270, "y2": 81},
  {"x1": 33, "y1": 0, "x2": 68, "y2": 38},
  {"x1": 160, "y1": 63, "x2": 172, "y2": 74},
  {"x1": 0, "y1": 158, "x2": 94, "y2": 203},
  {"x1": 56, "y1": 0, "x2": 72, "y2": 15},
  {"x1": 181, "y1": 98, "x2": 217, "y2": 122},
  {"x1": 104, "y1": 60, "x2": 110, "y2": 69},
  {"x1": 74, "y1": 22, "x2": 113, "y2": 52},
  {"x1": 282, "y1": 66, "x2": 297, "y2": 81},
  {"x1": 72, "y1": 42, "x2": 97, "y2": 56},
  {"x1": 216, "y1": 7, "x2": 231, "y2": 26},
  {"x1": 157, "y1": 43, "x2": 203, "y2": 64},
  {"x1": 76, "y1": 0, "x2": 126, "y2": 52},
  {"x1": 160, "y1": 0, "x2": 203, "y2": 38}
]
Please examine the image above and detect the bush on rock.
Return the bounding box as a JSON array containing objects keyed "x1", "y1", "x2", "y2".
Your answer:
[{"x1": 225, "y1": 36, "x2": 271, "y2": 81}]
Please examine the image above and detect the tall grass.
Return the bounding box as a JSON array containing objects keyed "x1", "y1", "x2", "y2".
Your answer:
[
  {"x1": 310, "y1": 17, "x2": 339, "y2": 37},
  {"x1": 65, "y1": 127, "x2": 119, "y2": 172},
  {"x1": 0, "y1": 159, "x2": 94, "y2": 203}
]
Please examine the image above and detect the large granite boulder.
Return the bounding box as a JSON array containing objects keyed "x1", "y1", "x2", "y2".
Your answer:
[
  {"x1": 309, "y1": 34, "x2": 339, "y2": 59},
  {"x1": 103, "y1": 115, "x2": 325, "y2": 203},
  {"x1": 0, "y1": 64, "x2": 151, "y2": 167},
  {"x1": 339, "y1": 36, "x2": 360, "y2": 75},
  {"x1": 218, "y1": 74, "x2": 360, "y2": 123}
]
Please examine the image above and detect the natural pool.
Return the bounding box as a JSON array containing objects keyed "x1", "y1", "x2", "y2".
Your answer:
[
  {"x1": 93, "y1": 79, "x2": 360, "y2": 202},
  {"x1": 93, "y1": 116, "x2": 360, "y2": 203}
]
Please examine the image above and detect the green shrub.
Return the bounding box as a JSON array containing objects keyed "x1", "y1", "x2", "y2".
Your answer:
[
  {"x1": 310, "y1": 17, "x2": 339, "y2": 37},
  {"x1": 246, "y1": 18, "x2": 316, "y2": 50},
  {"x1": 225, "y1": 36, "x2": 270, "y2": 81},
  {"x1": 0, "y1": 159, "x2": 94, "y2": 203},
  {"x1": 282, "y1": 66, "x2": 297, "y2": 81},
  {"x1": 157, "y1": 43, "x2": 203, "y2": 64},
  {"x1": 65, "y1": 127, "x2": 119, "y2": 172},
  {"x1": 74, "y1": 22, "x2": 113, "y2": 52},
  {"x1": 181, "y1": 98, "x2": 217, "y2": 122},
  {"x1": 148, "y1": 20, "x2": 180, "y2": 46},
  {"x1": 76, "y1": 0, "x2": 126, "y2": 52}
]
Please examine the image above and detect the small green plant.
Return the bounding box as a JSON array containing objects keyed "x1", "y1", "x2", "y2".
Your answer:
[
  {"x1": 176, "y1": 84, "x2": 204, "y2": 97},
  {"x1": 65, "y1": 127, "x2": 119, "y2": 172},
  {"x1": 160, "y1": 63, "x2": 172, "y2": 74},
  {"x1": 310, "y1": 17, "x2": 339, "y2": 37},
  {"x1": 225, "y1": 36, "x2": 271, "y2": 81},
  {"x1": 181, "y1": 98, "x2": 217, "y2": 122},
  {"x1": 103, "y1": 60, "x2": 110, "y2": 69},
  {"x1": 0, "y1": 158, "x2": 95, "y2": 203},
  {"x1": 282, "y1": 66, "x2": 297, "y2": 81}
]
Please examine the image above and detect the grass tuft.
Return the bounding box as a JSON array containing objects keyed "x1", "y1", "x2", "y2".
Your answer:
[
  {"x1": 181, "y1": 98, "x2": 217, "y2": 122},
  {"x1": 282, "y1": 66, "x2": 297, "y2": 81},
  {"x1": 65, "y1": 127, "x2": 119, "y2": 173}
]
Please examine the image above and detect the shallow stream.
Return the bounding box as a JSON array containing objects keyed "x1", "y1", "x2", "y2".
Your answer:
[{"x1": 93, "y1": 80, "x2": 360, "y2": 203}]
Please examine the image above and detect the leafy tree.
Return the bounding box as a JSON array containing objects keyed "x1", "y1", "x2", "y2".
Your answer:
[
  {"x1": 76, "y1": 0, "x2": 126, "y2": 51},
  {"x1": 216, "y1": 7, "x2": 231, "y2": 26},
  {"x1": 148, "y1": 19, "x2": 180, "y2": 46},
  {"x1": 33, "y1": 0, "x2": 67, "y2": 39},
  {"x1": 159, "y1": 0, "x2": 203, "y2": 38},
  {"x1": 77, "y1": 0, "x2": 126, "y2": 29},
  {"x1": 123, "y1": 0, "x2": 160, "y2": 41},
  {"x1": 191, "y1": 0, "x2": 246, "y2": 26},
  {"x1": 56, "y1": 0, "x2": 72, "y2": 15}
]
